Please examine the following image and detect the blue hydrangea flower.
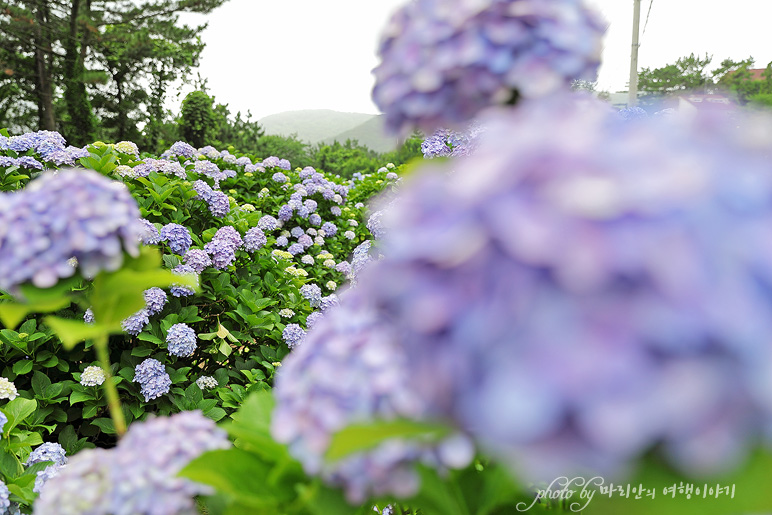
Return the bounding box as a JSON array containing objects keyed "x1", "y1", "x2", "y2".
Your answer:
[
  {"x1": 258, "y1": 215, "x2": 280, "y2": 232},
  {"x1": 305, "y1": 311, "x2": 324, "y2": 330},
  {"x1": 121, "y1": 308, "x2": 150, "y2": 336},
  {"x1": 321, "y1": 222, "x2": 338, "y2": 237},
  {"x1": 372, "y1": 0, "x2": 607, "y2": 134},
  {"x1": 278, "y1": 204, "x2": 293, "y2": 222},
  {"x1": 355, "y1": 97, "x2": 772, "y2": 481},
  {"x1": 244, "y1": 227, "x2": 267, "y2": 252},
  {"x1": 304, "y1": 199, "x2": 318, "y2": 212},
  {"x1": 287, "y1": 243, "x2": 304, "y2": 256},
  {"x1": 0, "y1": 169, "x2": 143, "y2": 291},
  {"x1": 15, "y1": 156, "x2": 44, "y2": 170},
  {"x1": 192, "y1": 179, "x2": 213, "y2": 201},
  {"x1": 0, "y1": 412, "x2": 7, "y2": 435},
  {"x1": 34, "y1": 464, "x2": 62, "y2": 494},
  {"x1": 275, "y1": 235, "x2": 289, "y2": 247},
  {"x1": 290, "y1": 227, "x2": 305, "y2": 238},
  {"x1": 272, "y1": 291, "x2": 473, "y2": 502},
  {"x1": 33, "y1": 411, "x2": 230, "y2": 515},
  {"x1": 170, "y1": 264, "x2": 198, "y2": 297},
  {"x1": 168, "y1": 141, "x2": 197, "y2": 158},
  {"x1": 160, "y1": 223, "x2": 192, "y2": 256},
  {"x1": 309, "y1": 213, "x2": 322, "y2": 226},
  {"x1": 282, "y1": 323, "x2": 306, "y2": 349},
  {"x1": 204, "y1": 226, "x2": 243, "y2": 270},
  {"x1": 206, "y1": 190, "x2": 230, "y2": 218},
  {"x1": 300, "y1": 284, "x2": 323, "y2": 308},
  {"x1": 143, "y1": 287, "x2": 167, "y2": 316},
  {"x1": 272, "y1": 172, "x2": 288, "y2": 183},
  {"x1": 27, "y1": 442, "x2": 67, "y2": 467},
  {"x1": 166, "y1": 323, "x2": 197, "y2": 357},
  {"x1": 183, "y1": 249, "x2": 212, "y2": 273},
  {"x1": 133, "y1": 358, "x2": 171, "y2": 402},
  {"x1": 261, "y1": 156, "x2": 280, "y2": 168},
  {"x1": 0, "y1": 480, "x2": 9, "y2": 514},
  {"x1": 278, "y1": 159, "x2": 291, "y2": 170},
  {"x1": 83, "y1": 308, "x2": 95, "y2": 325},
  {"x1": 421, "y1": 124, "x2": 484, "y2": 158},
  {"x1": 330, "y1": 206, "x2": 342, "y2": 217},
  {"x1": 138, "y1": 218, "x2": 161, "y2": 245}
]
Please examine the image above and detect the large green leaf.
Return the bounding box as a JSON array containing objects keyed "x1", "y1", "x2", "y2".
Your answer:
[{"x1": 325, "y1": 419, "x2": 452, "y2": 462}]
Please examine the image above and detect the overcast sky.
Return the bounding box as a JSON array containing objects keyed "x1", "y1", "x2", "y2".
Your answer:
[{"x1": 179, "y1": 0, "x2": 772, "y2": 120}]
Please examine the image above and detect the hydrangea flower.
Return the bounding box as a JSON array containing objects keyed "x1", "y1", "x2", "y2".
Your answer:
[
  {"x1": 344, "y1": 231, "x2": 356, "y2": 240},
  {"x1": 170, "y1": 264, "x2": 198, "y2": 297},
  {"x1": 121, "y1": 308, "x2": 149, "y2": 336},
  {"x1": 166, "y1": 323, "x2": 197, "y2": 357},
  {"x1": 287, "y1": 243, "x2": 305, "y2": 256},
  {"x1": 133, "y1": 358, "x2": 171, "y2": 402},
  {"x1": 80, "y1": 366, "x2": 105, "y2": 387},
  {"x1": 278, "y1": 204, "x2": 293, "y2": 222},
  {"x1": 272, "y1": 172, "x2": 288, "y2": 183},
  {"x1": 83, "y1": 308, "x2": 94, "y2": 325},
  {"x1": 168, "y1": 141, "x2": 197, "y2": 158},
  {"x1": 0, "y1": 480, "x2": 9, "y2": 514},
  {"x1": 195, "y1": 376, "x2": 218, "y2": 390},
  {"x1": 143, "y1": 287, "x2": 167, "y2": 316},
  {"x1": 335, "y1": 261, "x2": 352, "y2": 276},
  {"x1": 205, "y1": 190, "x2": 231, "y2": 218},
  {"x1": 114, "y1": 141, "x2": 139, "y2": 157},
  {"x1": 34, "y1": 464, "x2": 62, "y2": 494},
  {"x1": 258, "y1": 215, "x2": 280, "y2": 232},
  {"x1": 204, "y1": 226, "x2": 243, "y2": 270},
  {"x1": 276, "y1": 235, "x2": 289, "y2": 247},
  {"x1": 330, "y1": 206, "x2": 342, "y2": 217},
  {"x1": 0, "y1": 412, "x2": 7, "y2": 435},
  {"x1": 0, "y1": 169, "x2": 143, "y2": 291},
  {"x1": 297, "y1": 234, "x2": 313, "y2": 248},
  {"x1": 372, "y1": 0, "x2": 606, "y2": 134},
  {"x1": 422, "y1": 124, "x2": 485, "y2": 158},
  {"x1": 261, "y1": 156, "x2": 280, "y2": 168},
  {"x1": 0, "y1": 378, "x2": 18, "y2": 400},
  {"x1": 34, "y1": 411, "x2": 230, "y2": 514},
  {"x1": 27, "y1": 442, "x2": 67, "y2": 467},
  {"x1": 279, "y1": 308, "x2": 295, "y2": 318},
  {"x1": 309, "y1": 213, "x2": 322, "y2": 226},
  {"x1": 183, "y1": 249, "x2": 212, "y2": 273},
  {"x1": 367, "y1": 210, "x2": 386, "y2": 239},
  {"x1": 304, "y1": 199, "x2": 318, "y2": 213},
  {"x1": 619, "y1": 106, "x2": 649, "y2": 120},
  {"x1": 138, "y1": 218, "x2": 161, "y2": 245},
  {"x1": 282, "y1": 323, "x2": 306, "y2": 349},
  {"x1": 300, "y1": 284, "x2": 323, "y2": 308},
  {"x1": 244, "y1": 227, "x2": 267, "y2": 252},
  {"x1": 160, "y1": 223, "x2": 192, "y2": 256},
  {"x1": 301, "y1": 255, "x2": 315, "y2": 265},
  {"x1": 321, "y1": 222, "x2": 338, "y2": 237},
  {"x1": 354, "y1": 97, "x2": 772, "y2": 481},
  {"x1": 305, "y1": 311, "x2": 324, "y2": 330},
  {"x1": 272, "y1": 291, "x2": 473, "y2": 502}
]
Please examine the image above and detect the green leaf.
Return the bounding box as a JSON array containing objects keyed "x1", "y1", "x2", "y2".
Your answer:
[
  {"x1": 69, "y1": 390, "x2": 94, "y2": 405},
  {"x1": 31, "y1": 370, "x2": 51, "y2": 395},
  {"x1": 0, "y1": 296, "x2": 71, "y2": 329},
  {"x1": 43, "y1": 317, "x2": 112, "y2": 350},
  {"x1": 326, "y1": 419, "x2": 452, "y2": 462},
  {"x1": 1, "y1": 398, "x2": 37, "y2": 434},
  {"x1": 11, "y1": 360, "x2": 33, "y2": 375},
  {"x1": 179, "y1": 448, "x2": 282, "y2": 508},
  {"x1": 91, "y1": 418, "x2": 116, "y2": 435}
]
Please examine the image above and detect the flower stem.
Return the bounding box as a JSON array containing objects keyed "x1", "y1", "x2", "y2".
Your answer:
[{"x1": 95, "y1": 333, "x2": 127, "y2": 436}]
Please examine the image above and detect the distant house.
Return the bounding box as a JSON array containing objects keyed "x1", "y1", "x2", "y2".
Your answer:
[{"x1": 676, "y1": 94, "x2": 735, "y2": 114}]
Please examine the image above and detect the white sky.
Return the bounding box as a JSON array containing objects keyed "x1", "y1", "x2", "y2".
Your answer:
[{"x1": 179, "y1": 0, "x2": 772, "y2": 120}]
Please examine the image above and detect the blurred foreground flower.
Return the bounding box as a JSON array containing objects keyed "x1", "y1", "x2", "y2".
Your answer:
[
  {"x1": 373, "y1": 0, "x2": 606, "y2": 134},
  {"x1": 0, "y1": 169, "x2": 143, "y2": 291},
  {"x1": 352, "y1": 97, "x2": 772, "y2": 482},
  {"x1": 33, "y1": 411, "x2": 229, "y2": 515}
]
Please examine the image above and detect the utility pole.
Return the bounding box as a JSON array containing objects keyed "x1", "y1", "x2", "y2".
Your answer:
[{"x1": 628, "y1": 0, "x2": 641, "y2": 107}]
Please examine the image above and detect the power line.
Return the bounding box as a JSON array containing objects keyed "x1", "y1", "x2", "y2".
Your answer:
[{"x1": 641, "y1": 0, "x2": 654, "y2": 38}]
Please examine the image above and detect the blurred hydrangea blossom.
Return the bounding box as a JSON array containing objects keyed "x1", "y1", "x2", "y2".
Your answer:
[
  {"x1": 33, "y1": 411, "x2": 229, "y2": 515},
  {"x1": 354, "y1": 96, "x2": 772, "y2": 481},
  {"x1": 372, "y1": 0, "x2": 606, "y2": 134},
  {"x1": 0, "y1": 169, "x2": 143, "y2": 291}
]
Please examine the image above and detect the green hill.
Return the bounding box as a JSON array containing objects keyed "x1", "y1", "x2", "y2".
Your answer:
[
  {"x1": 258, "y1": 110, "x2": 376, "y2": 146},
  {"x1": 323, "y1": 115, "x2": 399, "y2": 153}
]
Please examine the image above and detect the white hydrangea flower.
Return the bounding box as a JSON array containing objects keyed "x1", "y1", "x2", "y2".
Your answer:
[
  {"x1": 80, "y1": 366, "x2": 106, "y2": 387},
  {"x1": 195, "y1": 376, "x2": 218, "y2": 390},
  {"x1": 279, "y1": 308, "x2": 295, "y2": 318},
  {"x1": 325, "y1": 281, "x2": 337, "y2": 291},
  {"x1": 0, "y1": 377, "x2": 18, "y2": 400}
]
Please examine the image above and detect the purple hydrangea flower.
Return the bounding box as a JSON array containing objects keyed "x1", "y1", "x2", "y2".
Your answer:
[
  {"x1": 304, "y1": 199, "x2": 318, "y2": 213},
  {"x1": 133, "y1": 358, "x2": 171, "y2": 401},
  {"x1": 244, "y1": 227, "x2": 268, "y2": 252},
  {"x1": 372, "y1": 0, "x2": 607, "y2": 134},
  {"x1": 354, "y1": 97, "x2": 772, "y2": 481},
  {"x1": 275, "y1": 235, "x2": 289, "y2": 247},
  {"x1": 297, "y1": 234, "x2": 313, "y2": 248},
  {"x1": 282, "y1": 323, "x2": 306, "y2": 349},
  {"x1": 34, "y1": 411, "x2": 230, "y2": 514},
  {"x1": 287, "y1": 243, "x2": 305, "y2": 256},
  {"x1": 27, "y1": 442, "x2": 67, "y2": 467},
  {"x1": 321, "y1": 188, "x2": 335, "y2": 201},
  {"x1": 192, "y1": 179, "x2": 213, "y2": 201},
  {"x1": 34, "y1": 463, "x2": 62, "y2": 494},
  {"x1": 335, "y1": 261, "x2": 352, "y2": 276},
  {"x1": 0, "y1": 169, "x2": 143, "y2": 291},
  {"x1": 166, "y1": 323, "x2": 197, "y2": 357},
  {"x1": 278, "y1": 159, "x2": 291, "y2": 170},
  {"x1": 367, "y1": 210, "x2": 385, "y2": 239},
  {"x1": 321, "y1": 222, "x2": 338, "y2": 236},
  {"x1": 206, "y1": 190, "x2": 230, "y2": 218},
  {"x1": 290, "y1": 227, "x2": 305, "y2": 238},
  {"x1": 261, "y1": 156, "x2": 280, "y2": 168},
  {"x1": 160, "y1": 223, "x2": 192, "y2": 256},
  {"x1": 183, "y1": 249, "x2": 212, "y2": 273},
  {"x1": 300, "y1": 284, "x2": 323, "y2": 308},
  {"x1": 204, "y1": 226, "x2": 243, "y2": 270},
  {"x1": 272, "y1": 172, "x2": 288, "y2": 183},
  {"x1": 305, "y1": 311, "x2": 324, "y2": 330},
  {"x1": 272, "y1": 291, "x2": 473, "y2": 502},
  {"x1": 15, "y1": 156, "x2": 44, "y2": 170},
  {"x1": 309, "y1": 214, "x2": 322, "y2": 226},
  {"x1": 84, "y1": 308, "x2": 94, "y2": 325},
  {"x1": 319, "y1": 294, "x2": 340, "y2": 312},
  {"x1": 168, "y1": 141, "x2": 197, "y2": 158},
  {"x1": 138, "y1": 218, "x2": 161, "y2": 245},
  {"x1": 278, "y1": 204, "x2": 293, "y2": 222},
  {"x1": 258, "y1": 215, "x2": 280, "y2": 232},
  {"x1": 143, "y1": 287, "x2": 168, "y2": 316},
  {"x1": 330, "y1": 206, "x2": 342, "y2": 217},
  {"x1": 121, "y1": 308, "x2": 150, "y2": 336}
]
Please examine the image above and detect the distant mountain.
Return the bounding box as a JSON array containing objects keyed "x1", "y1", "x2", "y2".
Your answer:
[
  {"x1": 258, "y1": 109, "x2": 400, "y2": 153},
  {"x1": 259, "y1": 110, "x2": 376, "y2": 146},
  {"x1": 323, "y1": 115, "x2": 399, "y2": 154}
]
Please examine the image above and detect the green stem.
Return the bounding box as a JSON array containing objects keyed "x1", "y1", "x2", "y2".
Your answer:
[{"x1": 94, "y1": 333, "x2": 127, "y2": 436}]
